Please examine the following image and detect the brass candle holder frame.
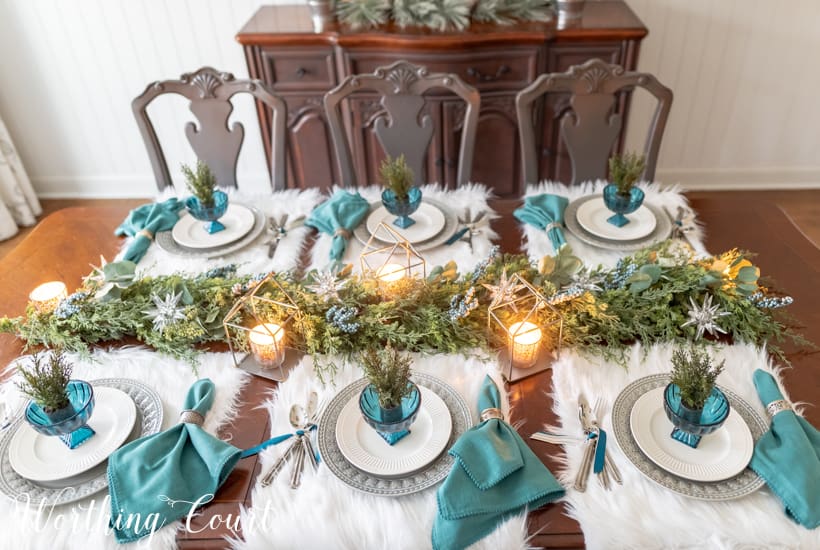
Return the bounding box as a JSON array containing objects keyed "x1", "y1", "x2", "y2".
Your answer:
[{"x1": 360, "y1": 222, "x2": 426, "y2": 287}]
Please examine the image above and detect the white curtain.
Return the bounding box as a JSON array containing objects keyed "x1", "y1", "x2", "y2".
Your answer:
[{"x1": 0, "y1": 114, "x2": 41, "y2": 241}]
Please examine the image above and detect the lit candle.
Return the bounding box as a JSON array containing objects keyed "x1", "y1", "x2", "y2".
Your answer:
[
  {"x1": 248, "y1": 323, "x2": 285, "y2": 368},
  {"x1": 376, "y1": 263, "x2": 406, "y2": 283},
  {"x1": 29, "y1": 281, "x2": 68, "y2": 313},
  {"x1": 508, "y1": 321, "x2": 542, "y2": 368}
]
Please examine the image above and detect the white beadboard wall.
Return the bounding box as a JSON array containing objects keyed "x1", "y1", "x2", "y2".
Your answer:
[{"x1": 0, "y1": 0, "x2": 818, "y2": 197}]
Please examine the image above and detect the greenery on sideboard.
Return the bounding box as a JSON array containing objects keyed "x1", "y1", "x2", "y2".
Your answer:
[
  {"x1": 0, "y1": 241, "x2": 805, "y2": 378},
  {"x1": 336, "y1": 0, "x2": 551, "y2": 32}
]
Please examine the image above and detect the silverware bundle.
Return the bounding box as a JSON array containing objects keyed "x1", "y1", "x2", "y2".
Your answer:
[
  {"x1": 260, "y1": 391, "x2": 323, "y2": 489},
  {"x1": 444, "y1": 210, "x2": 488, "y2": 249},
  {"x1": 266, "y1": 214, "x2": 305, "y2": 259}
]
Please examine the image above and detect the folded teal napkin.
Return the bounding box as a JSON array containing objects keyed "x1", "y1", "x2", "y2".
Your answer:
[
  {"x1": 513, "y1": 194, "x2": 569, "y2": 252},
  {"x1": 305, "y1": 191, "x2": 370, "y2": 261},
  {"x1": 115, "y1": 198, "x2": 183, "y2": 263},
  {"x1": 107, "y1": 379, "x2": 242, "y2": 543},
  {"x1": 750, "y1": 369, "x2": 820, "y2": 529},
  {"x1": 432, "y1": 376, "x2": 565, "y2": 550}
]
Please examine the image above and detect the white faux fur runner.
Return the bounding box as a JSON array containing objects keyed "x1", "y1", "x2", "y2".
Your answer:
[
  {"x1": 308, "y1": 184, "x2": 499, "y2": 274},
  {"x1": 0, "y1": 349, "x2": 248, "y2": 550},
  {"x1": 522, "y1": 181, "x2": 707, "y2": 267},
  {"x1": 233, "y1": 353, "x2": 531, "y2": 550}
]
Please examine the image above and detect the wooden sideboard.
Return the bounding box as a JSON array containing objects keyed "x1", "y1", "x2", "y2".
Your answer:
[{"x1": 237, "y1": 2, "x2": 647, "y2": 197}]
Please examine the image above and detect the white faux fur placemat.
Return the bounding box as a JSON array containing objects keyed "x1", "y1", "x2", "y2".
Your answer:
[
  {"x1": 522, "y1": 181, "x2": 707, "y2": 267},
  {"x1": 548, "y1": 343, "x2": 820, "y2": 549},
  {"x1": 117, "y1": 188, "x2": 323, "y2": 277},
  {"x1": 308, "y1": 184, "x2": 499, "y2": 274},
  {"x1": 232, "y1": 353, "x2": 531, "y2": 550},
  {"x1": 0, "y1": 348, "x2": 248, "y2": 550}
]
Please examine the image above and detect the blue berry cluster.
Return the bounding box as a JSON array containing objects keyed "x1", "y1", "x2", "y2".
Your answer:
[
  {"x1": 202, "y1": 264, "x2": 237, "y2": 279},
  {"x1": 53, "y1": 291, "x2": 90, "y2": 319},
  {"x1": 604, "y1": 259, "x2": 638, "y2": 290},
  {"x1": 470, "y1": 245, "x2": 500, "y2": 283},
  {"x1": 448, "y1": 287, "x2": 478, "y2": 321},
  {"x1": 548, "y1": 286, "x2": 585, "y2": 305},
  {"x1": 748, "y1": 291, "x2": 794, "y2": 309},
  {"x1": 326, "y1": 306, "x2": 360, "y2": 333}
]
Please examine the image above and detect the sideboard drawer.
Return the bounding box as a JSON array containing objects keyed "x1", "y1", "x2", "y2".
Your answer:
[
  {"x1": 260, "y1": 47, "x2": 336, "y2": 92},
  {"x1": 344, "y1": 47, "x2": 540, "y2": 93}
]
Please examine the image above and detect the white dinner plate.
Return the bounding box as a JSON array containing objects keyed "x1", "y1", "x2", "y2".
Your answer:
[
  {"x1": 8, "y1": 387, "x2": 137, "y2": 483},
  {"x1": 629, "y1": 387, "x2": 754, "y2": 482},
  {"x1": 576, "y1": 197, "x2": 657, "y2": 241},
  {"x1": 335, "y1": 385, "x2": 453, "y2": 478},
  {"x1": 365, "y1": 202, "x2": 447, "y2": 245},
  {"x1": 172, "y1": 204, "x2": 256, "y2": 249}
]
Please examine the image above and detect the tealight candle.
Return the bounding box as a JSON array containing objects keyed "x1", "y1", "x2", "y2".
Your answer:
[
  {"x1": 248, "y1": 323, "x2": 286, "y2": 368},
  {"x1": 29, "y1": 281, "x2": 68, "y2": 313},
  {"x1": 375, "y1": 263, "x2": 407, "y2": 283},
  {"x1": 508, "y1": 321, "x2": 542, "y2": 368}
]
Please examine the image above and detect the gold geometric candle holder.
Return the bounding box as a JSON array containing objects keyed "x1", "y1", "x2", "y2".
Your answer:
[
  {"x1": 222, "y1": 273, "x2": 303, "y2": 382},
  {"x1": 487, "y1": 273, "x2": 562, "y2": 382},
  {"x1": 360, "y1": 223, "x2": 426, "y2": 291}
]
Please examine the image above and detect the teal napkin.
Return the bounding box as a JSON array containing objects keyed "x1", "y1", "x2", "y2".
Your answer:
[
  {"x1": 513, "y1": 194, "x2": 569, "y2": 252},
  {"x1": 749, "y1": 369, "x2": 820, "y2": 529},
  {"x1": 432, "y1": 376, "x2": 565, "y2": 550},
  {"x1": 115, "y1": 198, "x2": 183, "y2": 263},
  {"x1": 305, "y1": 191, "x2": 370, "y2": 261},
  {"x1": 107, "y1": 379, "x2": 242, "y2": 544}
]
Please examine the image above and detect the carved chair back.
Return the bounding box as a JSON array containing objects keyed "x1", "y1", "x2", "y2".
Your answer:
[
  {"x1": 516, "y1": 59, "x2": 673, "y2": 186},
  {"x1": 132, "y1": 67, "x2": 287, "y2": 191},
  {"x1": 324, "y1": 60, "x2": 480, "y2": 188}
]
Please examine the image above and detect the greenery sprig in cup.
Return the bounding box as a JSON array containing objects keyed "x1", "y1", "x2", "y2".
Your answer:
[
  {"x1": 182, "y1": 161, "x2": 218, "y2": 207},
  {"x1": 608, "y1": 152, "x2": 647, "y2": 196},
  {"x1": 670, "y1": 347, "x2": 725, "y2": 409},
  {"x1": 16, "y1": 350, "x2": 72, "y2": 413},
  {"x1": 359, "y1": 344, "x2": 413, "y2": 409},
  {"x1": 380, "y1": 154, "x2": 414, "y2": 201}
]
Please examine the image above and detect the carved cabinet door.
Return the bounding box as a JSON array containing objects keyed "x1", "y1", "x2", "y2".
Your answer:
[{"x1": 284, "y1": 95, "x2": 338, "y2": 191}]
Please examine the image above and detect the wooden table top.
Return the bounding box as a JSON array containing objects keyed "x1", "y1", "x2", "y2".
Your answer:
[{"x1": 0, "y1": 191, "x2": 817, "y2": 549}]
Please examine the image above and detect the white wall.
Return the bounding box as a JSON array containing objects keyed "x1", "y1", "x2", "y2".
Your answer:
[{"x1": 0, "y1": 0, "x2": 818, "y2": 197}]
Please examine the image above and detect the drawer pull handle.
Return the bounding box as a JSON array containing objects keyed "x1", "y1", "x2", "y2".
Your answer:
[
  {"x1": 295, "y1": 67, "x2": 308, "y2": 78},
  {"x1": 466, "y1": 65, "x2": 510, "y2": 82}
]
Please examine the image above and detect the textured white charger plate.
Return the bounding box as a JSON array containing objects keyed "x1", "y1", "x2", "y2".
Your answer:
[
  {"x1": 365, "y1": 202, "x2": 446, "y2": 244},
  {"x1": 354, "y1": 199, "x2": 459, "y2": 252},
  {"x1": 0, "y1": 378, "x2": 163, "y2": 506},
  {"x1": 318, "y1": 372, "x2": 471, "y2": 497},
  {"x1": 565, "y1": 196, "x2": 673, "y2": 252},
  {"x1": 156, "y1": 206, "x2": 266, "y2": 258},
  {"x1": 630, "y1": 387, "x2": 754, "y2": 482},
  {"x1": 612, "y1": 374, "x2": 766, "y2": 500},
  {"x1": 9, "y1": 387, "x2": 137, "y2": 482},
  {"x1": 172, "y1": 203, "x2": 256, "y2": 249},
  {"x1": 576, "y1": 197, "x2": 657, "y2": 240},
  {"x1": 335, "y1": 386, "x2": 452, "y2": 478}
]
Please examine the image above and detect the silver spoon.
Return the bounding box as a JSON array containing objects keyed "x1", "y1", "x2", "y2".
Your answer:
[
  {"x1": 289, "y1": 405, "x2": 307, "y2": 488},
  {"x1": 301, "y1": 392, "x2": 319, "y2": 471}
]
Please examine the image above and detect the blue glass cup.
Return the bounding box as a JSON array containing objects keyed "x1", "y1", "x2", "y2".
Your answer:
[
  {"x1": 663, "y1": 383, "x2": 729, "y2": 448},
  {"x1": 359, "y1": 382, "x2": 421, "y2": 441},
  {"x1": 381, "y1": 187, "x2": 422, "y2": 229},
  {"x1": 602, "y1": 184, "x2": 645, "y2": 227},
  {"x1": 25, "y1": 380, "x2": 96, "y2": 449},
  {"x1": 185, "y1": 190, "x2": 228, "y2": 234}
]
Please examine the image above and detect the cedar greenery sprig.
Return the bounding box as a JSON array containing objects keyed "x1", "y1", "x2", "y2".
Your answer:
[
  {"x1": 670, "y1": 347, "x2": 725, "y2": 409},
  {"x1": 16, "y1": 351, "x2": 73, "y2": 412},
  {"x1": 379, "y1": 154, "x2": 414, "y2": 200},
  {"x1": 358, "y1": 344, "x2": 413, "y2": 408},
  {"x1": 608, "y1": 152, "x2": 646, "y2": 195},
  {"x1": 181, "y1": 161, "x2": 218, "y2": 206}
]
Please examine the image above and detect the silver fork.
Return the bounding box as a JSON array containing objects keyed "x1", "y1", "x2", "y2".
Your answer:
[{"x1": 589, "y1": 398, "x2": 622, "y2": 489}]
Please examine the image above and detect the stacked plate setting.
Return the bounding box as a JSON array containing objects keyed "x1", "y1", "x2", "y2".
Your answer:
[
  {"x1": 317, "y1": 372, "x2": 472, "y2": 496},
  {"x1": 565, "y1": 195, "x2": 673, "y2": 251},
  {"x1": 354, "y1": 199, "x2": 458, "y2": 251},
  {"x1": 612, "y1": 374, "x2": 767, "y2": 500},
  {"x1": 0, "y1": 379, "x2": 163, "y2": 506},
  {"x1": 157, "y1": 204, "x2": 266, "y2": 258}
]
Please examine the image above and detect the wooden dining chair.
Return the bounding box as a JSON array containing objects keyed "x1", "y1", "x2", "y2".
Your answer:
[
  {"x1": 132, "y1": 66, "x2": 288, "y2": 191},
  {"x1": 516, "y1": 59, "x2": 673, "y2": 186},
  {"x1": 323, "y1": 60, "x2": 480, "y2": 188}
]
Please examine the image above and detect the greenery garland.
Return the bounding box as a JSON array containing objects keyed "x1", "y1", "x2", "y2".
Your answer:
[
  {"x1": 0, "y1": 241, "x2": 806, "y2": 379},
  {"x1": 336, "y1": 0, "x2": 551, "y2": 31}
]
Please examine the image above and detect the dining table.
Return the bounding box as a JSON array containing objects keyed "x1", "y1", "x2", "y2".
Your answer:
[{"x1": 0, "y1": 189, "x2": 818, "y2": 549}]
